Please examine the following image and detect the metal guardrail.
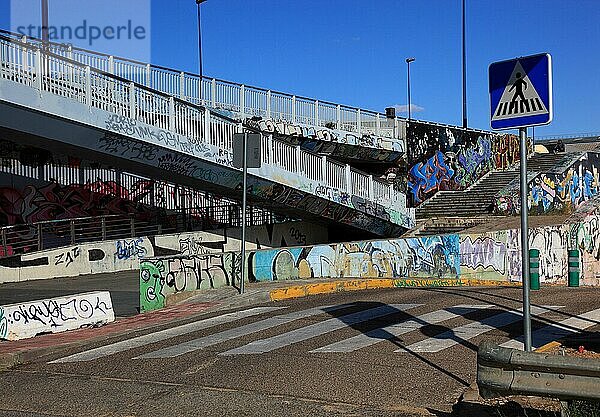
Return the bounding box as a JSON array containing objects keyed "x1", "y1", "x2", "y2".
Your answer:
[
  {"x1": 477, "y1": 341, "x2": 600, "y2": 402},
  {"x1": 0, "y1": 204, "x2": 287, "y2": 258},
  {"x1": 0, "y1": 33, "x2": 405, "y2": 215},
  {"x1": 536, "y1": 133, "x2": 600, "y2": 141}
]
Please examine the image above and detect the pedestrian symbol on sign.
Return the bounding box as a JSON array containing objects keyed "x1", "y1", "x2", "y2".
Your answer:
[
  {"x1": 491, "y1": 60, "x2": 549, "y2": 123},
  {"x1": 509, "y1": 72, "x2": 527, "y2": 104}
]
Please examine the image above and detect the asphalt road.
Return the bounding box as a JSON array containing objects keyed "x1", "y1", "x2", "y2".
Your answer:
[{"x1": 1, "y1": 286, "x2": 599, "y2": 417}]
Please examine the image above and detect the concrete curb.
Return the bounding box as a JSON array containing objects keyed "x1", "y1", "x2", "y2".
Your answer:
[{"x1": 269, "y1": 278, "x2": 522, "y2": 301}]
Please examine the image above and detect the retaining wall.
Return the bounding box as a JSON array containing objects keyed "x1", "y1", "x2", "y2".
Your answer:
[
  {"x1": 0, "y1": 221, "x2": 327, "y2": 283},
  {"x1": 139, "y1": 210, "x2": 600, "y2": 312}
]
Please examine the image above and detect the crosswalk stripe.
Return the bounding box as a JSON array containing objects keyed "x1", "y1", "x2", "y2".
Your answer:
[
  {"x1": 309, "y1": 304, "x2": 492, "y2": 353},
  {"x1": 50, "y1": 306, "x2": 285, "y2": 363},
  {"x1": 500, "y1": 307, "x2": 600, "y2": 350},
  {"x1": 220, "y1": 304, "x2": 422, "y2": 356},
  {"x1": 135, "y1": 303, "x2": 364, "y2": 359},
  {"x1": 397, "y1": 305, "x2": 562, "y2": 353}
]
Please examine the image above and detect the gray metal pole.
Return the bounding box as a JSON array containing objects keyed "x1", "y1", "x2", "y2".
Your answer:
[
  {"x1": 520, "y1": 126, "x2": 532, "y2": 351},
  {"x1": 240, "y1": 132, "x2": 248, "y2": 294},
  {"x1": 41, "y1": 0, "x2": 49, "y2": 44},
  {"x1": 195, "y1": 0, "x2": 205, "y2": 103},
  {"x1": 407, "y1": 62, "x2": 412, "y2": 120},
  {"x1": 462, "y1": 0, "x2": 467, "y2": 128}
]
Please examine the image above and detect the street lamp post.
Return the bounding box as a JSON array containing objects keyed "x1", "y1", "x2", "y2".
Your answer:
[
  {"x1": 196, "y1": 0, "x2": 207, "y2": 104},
  {"x1": 406, "y1": 57, "x2": 415, "y2": 120}
]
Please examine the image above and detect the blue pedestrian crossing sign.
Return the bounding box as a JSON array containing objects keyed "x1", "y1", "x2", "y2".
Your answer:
[{"x1": 489, "y1": 53, "x2": 552, "y2": 130}]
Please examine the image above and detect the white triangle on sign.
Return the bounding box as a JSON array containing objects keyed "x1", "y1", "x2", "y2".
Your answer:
[{"x1": 492, "y1": 61, "x2": 548, "y2": 121}]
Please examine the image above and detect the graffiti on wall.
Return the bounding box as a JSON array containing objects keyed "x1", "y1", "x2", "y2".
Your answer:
[
  {"x1": 460, "y1": 235, "x2": 507, "y2": 275},
  {"x1": 114, "y1": 238, "x2": 148, "y2": 261},
  {"x1": 250, "y1": 235, "x2": 460, "y2": 282},
  {"x1": 0, "y1": 291, "x2": 115, "y2": 341},
  {"x1": 104, "y1": 115, "x2": 220, "y2": 160},
  {"x1": 406, "y1": 122, "x2": 520, "y2": 206},
  {"x1": 140, "y1": 253, "x2": 239, "y2": 312},
  {"x1": 0, "y1": 137, "x2": 246, "y2": 234},
  {"x1": 0, "y1": 180, "x2": 154, "y2": 226},
  {"x1": 496, "y1": 153, "x2": 600, "y2": 215},
  {"x1": 569, "y1": 214, "x2": 600, "y2": 285},
  {"x1": 54, "y1": 247, "x2": 81, "y2": 268},
  {"x1": 142, "y1": 206, "x2": 600, "y2": 313},
  {"x1": 245, "y1": 118, "x2": 404, "y2": 162}
]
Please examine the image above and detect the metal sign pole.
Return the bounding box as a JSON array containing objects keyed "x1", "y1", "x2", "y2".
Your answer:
[
  {"x1": 240, "y1": 132, "x2": 248, "y2": 295},
  {"x1": 519, "y1": 126, "x2": 532, "y2": 351}
]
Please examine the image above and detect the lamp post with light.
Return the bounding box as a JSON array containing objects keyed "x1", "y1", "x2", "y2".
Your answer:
[{"x1": 406, "y1": 57, "x2": 415, "y2": 120}]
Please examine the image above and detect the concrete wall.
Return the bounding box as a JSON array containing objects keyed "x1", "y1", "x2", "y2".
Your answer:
[
  {"x1": 140, "y1": 209, "x2": 600, "y2": 311},
  {"x1": 0, "y1": 291, "x2": 114, "y2": 340},
  {"x1": 140, "y1": 252, "x2": 238, "y2": 312},
  {"x1": 0, "y1": 221, "x2": 327, "y2": 284},
  {"x1": 406, "y1": 122, "x2": 522, "y2": 207},
  {"x1": 248, "y1": 215, "x2": 600, "y2": 286}
]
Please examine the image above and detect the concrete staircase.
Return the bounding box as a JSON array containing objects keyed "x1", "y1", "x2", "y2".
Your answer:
[{"x1": 415, "y1": 152, "x2": 576, "y2": 220}]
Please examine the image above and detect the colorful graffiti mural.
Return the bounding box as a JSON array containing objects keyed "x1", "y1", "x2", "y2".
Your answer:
[
  {"x1": 139, "y1": 206, "x2": 600, "y2": 311},
  {"x1": 496, "y1": 152, "x2": 600, "y2": 215},
  {"x1": 406, "y1": 122, "x2": 521, "y2": 206},
  {"x1": 250, "y1": 234, "x2": 461, "y2": 282}
]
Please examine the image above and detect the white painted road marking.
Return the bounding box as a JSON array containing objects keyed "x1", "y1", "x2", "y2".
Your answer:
[
  {"x1": 50, "y1": 306, "x2": 285, "y2": 363},
  {"x1": 51, "y1": 303, "x2": 597, "y2": 362},
  {"x1": 220, "y1": 304, "x2": 422, "y2": 355},
  {"x1": 309, "y1": 305, "x2": 492, "y2": 353},
  {"x1": 136, "y1": 304, "x2": 364, "y2": 359},
  {"x1": 501, "y1": 307, "x2": 600, "y2": 350},
  {"x1": 398, "y1": 305, "x2": 562, "y2": 353}
]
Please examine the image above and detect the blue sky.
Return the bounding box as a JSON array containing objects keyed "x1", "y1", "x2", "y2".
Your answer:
[{"x1": 3, "y1": 0, "x2": 599, "y2": 137}]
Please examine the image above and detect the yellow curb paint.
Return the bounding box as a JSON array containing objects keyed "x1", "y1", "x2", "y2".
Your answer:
[
  {"x1": 342, "y1": 280, "x2": 369, "y2": 292},
  {"x1": 306, "y1": 282, "x2": 338, "y2": 296},
  {"x1": 535, "y1": 341, "x2": 561, "y2": 352},
  {"x1": 269, "y1": 278, "x2": 522, "y2": 301},
  {"x1": 367, "y1": 279, "x2": 394, "y2": 289},
  {"x1": 270, "y1": 286, "x2": 308, "y2": 301}
]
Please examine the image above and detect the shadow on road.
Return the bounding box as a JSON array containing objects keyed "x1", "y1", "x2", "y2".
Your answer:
[
  {"x1": 426, "y1": 287, "x2": 600, "y2": 334},
  {"x1": 323, "y1": 302, "x2": 472, "y2": 386}
]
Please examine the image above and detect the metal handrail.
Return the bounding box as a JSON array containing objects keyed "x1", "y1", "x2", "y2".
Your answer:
[
  {"x1": 0, "y1": 28, "x2": 492, "y2": 137},
  {"x1": 0, "y1": 33, "x2": 407, "y2": 218}
]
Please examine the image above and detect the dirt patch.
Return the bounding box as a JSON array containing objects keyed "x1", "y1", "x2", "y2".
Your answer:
[{"x1": 543, "y1": 331, "x2": 600, "y2": 359}]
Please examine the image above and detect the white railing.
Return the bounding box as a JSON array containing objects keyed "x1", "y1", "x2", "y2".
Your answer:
[
  {"x1": 351, "y1": 170, "x2": 371, "y2": 200},
  {"x1": 1, "y1": 30, "x2": 411, "y2": 143},
  {"x1": 0, "y1": 34, "x2": 407, "y2": 221}
]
